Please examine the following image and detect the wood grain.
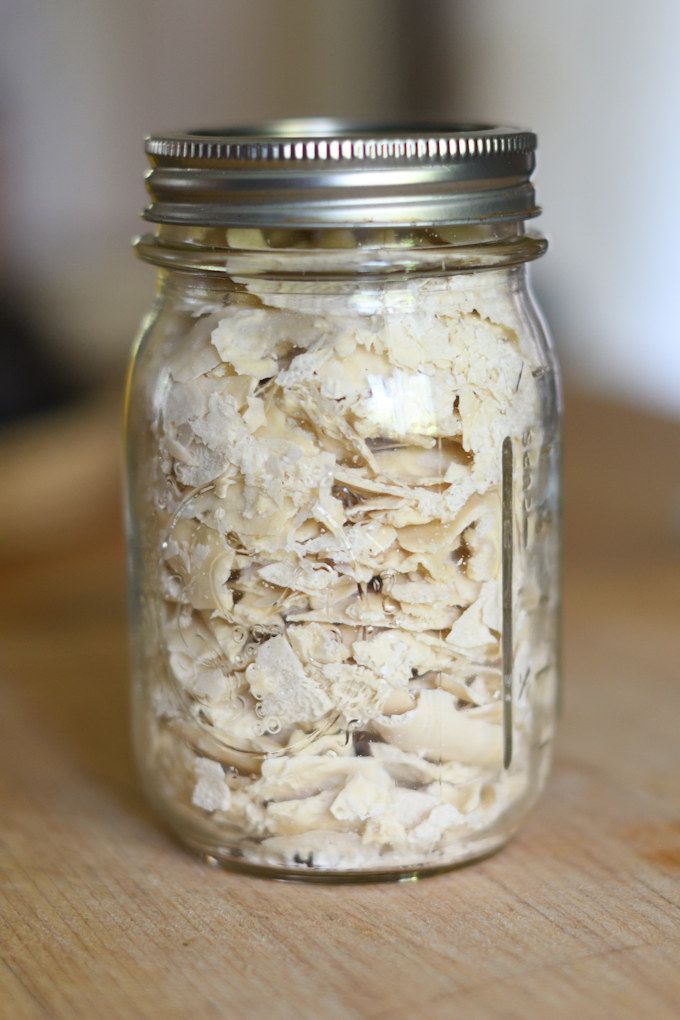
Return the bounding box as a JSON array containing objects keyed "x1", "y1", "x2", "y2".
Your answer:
[{"x1": 1, "y1": 392, "x2": 679, "y2": 1020}]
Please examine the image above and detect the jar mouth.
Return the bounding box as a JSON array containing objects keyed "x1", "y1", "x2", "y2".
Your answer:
[
  {"x1": 143, "y1": 120, "x2": 539, "y2": 229},
  {"x1": 134, "y1": 222, "x2": 547, "y2": 277}
]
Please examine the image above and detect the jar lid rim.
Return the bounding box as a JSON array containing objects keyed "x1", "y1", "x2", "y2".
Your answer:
[
  {"x1": 143, "y1": 119, "x2": 540, "y2": 228},
  {"x1": 146, "y1": 120, "x2": 536, "y2": 162}
]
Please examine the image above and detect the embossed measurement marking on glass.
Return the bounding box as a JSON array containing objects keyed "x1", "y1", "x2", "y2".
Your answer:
[{"x1": 501, "y1": 436, "x2": 514, "y2": 769}]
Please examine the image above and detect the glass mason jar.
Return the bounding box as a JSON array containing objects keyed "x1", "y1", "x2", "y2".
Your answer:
[{"x1": 125, "y1": 123, "x2": 561, "y2": 881}]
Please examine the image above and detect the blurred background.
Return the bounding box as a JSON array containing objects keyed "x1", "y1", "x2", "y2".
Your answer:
[{"x1": 2, "y1": 0, "x2": 680, "y2": 426}]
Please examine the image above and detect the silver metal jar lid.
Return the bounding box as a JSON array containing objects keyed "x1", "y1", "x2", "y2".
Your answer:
[{"x1": 144, "y1": 119, "x2": 539, "y2": 228}]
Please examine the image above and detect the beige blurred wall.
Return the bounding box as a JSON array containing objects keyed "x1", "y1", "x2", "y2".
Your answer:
[{"x1": 3, "y1": 0, "x2": 679, "y2": 416}]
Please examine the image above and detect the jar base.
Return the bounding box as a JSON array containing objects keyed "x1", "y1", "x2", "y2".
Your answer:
[{"x1": 177, "y1": 830, "x2": 510, "y2": 884}]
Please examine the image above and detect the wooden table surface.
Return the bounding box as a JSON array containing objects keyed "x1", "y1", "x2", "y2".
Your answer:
[{"x1": 1, "y1": 392, "x2": 679, "y2": 1020}]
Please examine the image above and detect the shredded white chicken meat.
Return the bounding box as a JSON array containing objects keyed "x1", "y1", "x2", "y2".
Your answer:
[{"x1": 145, "y1": 266, "x2": 554, "y2": 872}]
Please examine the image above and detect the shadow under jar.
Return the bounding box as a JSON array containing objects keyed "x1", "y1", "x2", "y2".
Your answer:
[{"x1": 125, "y1": 122, "x2": 561, "y2": 881}]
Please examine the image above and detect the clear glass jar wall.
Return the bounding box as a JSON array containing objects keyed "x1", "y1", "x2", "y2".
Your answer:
[{"x1": 125, "y1": 220, "x2": 561, "y2": 881}]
